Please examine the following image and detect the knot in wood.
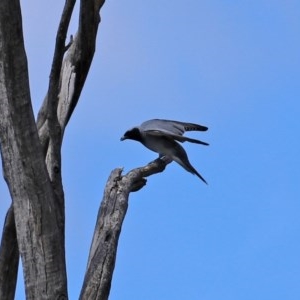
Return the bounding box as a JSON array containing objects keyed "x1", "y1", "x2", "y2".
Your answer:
[{"x1": 53, "y1": 165, "x2": 60, "y2": 173}]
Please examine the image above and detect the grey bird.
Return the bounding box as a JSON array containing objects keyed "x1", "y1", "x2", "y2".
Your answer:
[{"x1": 120, "y1": 119, "x2": 209, "y2": 184}]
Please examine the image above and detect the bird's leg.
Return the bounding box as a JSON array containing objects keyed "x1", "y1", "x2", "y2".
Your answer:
[
  {"x1": 149, "y1": 154, "x2": 170, "y2": 164},
  {"x1": 149, "y1": 155, "x2": 173, "y2": 168},
  {"x1": 159, "y1": 155, "x2": 173, "y2": 164},
  {"x1": 157, "y1": 155, "x2": 173, "y2": 164}
]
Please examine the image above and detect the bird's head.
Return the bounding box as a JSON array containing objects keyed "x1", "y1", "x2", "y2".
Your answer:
[{"x1": 120, "y1": 127, "x2": 142, "y2": 142}]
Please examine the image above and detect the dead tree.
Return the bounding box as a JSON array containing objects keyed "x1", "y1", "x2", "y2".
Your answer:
[{"x1": 0, "y1": 0, "x2": 170, "y2": 299}]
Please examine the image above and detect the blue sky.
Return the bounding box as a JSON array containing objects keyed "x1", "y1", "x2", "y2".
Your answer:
[{"x1": 1, "y1": 0, "x2": 300, "y2": 299}]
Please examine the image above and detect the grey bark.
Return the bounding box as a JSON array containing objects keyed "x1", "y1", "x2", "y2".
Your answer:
[
  {"x1": 0, "y1": 0, "x2": 105, "y2": 298},
  {"x1": 0, "y1": 0, "x2": 68, "y2": 298}
]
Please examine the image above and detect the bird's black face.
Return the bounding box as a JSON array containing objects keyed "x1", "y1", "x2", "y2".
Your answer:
[{"x1": 120, "y1": 127, "x2": 142, "y2": 142}]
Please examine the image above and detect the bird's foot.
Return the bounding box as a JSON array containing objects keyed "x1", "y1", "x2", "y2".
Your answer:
[
  {"x1": 158, "y1": 155, "x2": 173, "y2": 164},
  {"x1": 149, "y1": 155, "x2": 172, "y2": 165}
]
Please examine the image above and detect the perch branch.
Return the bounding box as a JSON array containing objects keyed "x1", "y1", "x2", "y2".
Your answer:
[{"x1": 79, "y1": 157, "x2": 172, "y2": 300}]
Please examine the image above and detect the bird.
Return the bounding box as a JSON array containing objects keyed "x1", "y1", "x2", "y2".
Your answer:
[{"x1": 120, "y1": 119, "x2": 209, "y2": 184}]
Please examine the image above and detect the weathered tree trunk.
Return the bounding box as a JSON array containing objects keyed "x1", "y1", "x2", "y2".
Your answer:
[{"x1": 0, "y1": 0, "x2": 68, "y2": 298}]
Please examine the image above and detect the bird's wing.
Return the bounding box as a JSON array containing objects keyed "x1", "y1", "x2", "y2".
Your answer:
[
  {"x1": 145, "y1": 130, "x2": 209, "y2": 146},
  {"x1": 140, "y1": 119, "x2": 208, "y2": 136}
]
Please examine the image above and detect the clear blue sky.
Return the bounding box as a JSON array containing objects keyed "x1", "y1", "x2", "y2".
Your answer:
[{"x1": 1, "y1": 1, "x2": 300, "y2": 299}]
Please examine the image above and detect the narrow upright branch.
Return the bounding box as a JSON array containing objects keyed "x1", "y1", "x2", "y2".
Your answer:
[
  {"x1": 80, "y1": 157, "x2": 172, "y2": 300},
  {"x1": 37, "y1": 0, "x2": 76, "y2": 139},
  {"x1": 0, "y1": 206, "x2": 18, "y2": 300},
  {"x1": 45, "y1": 0, "x2": 76, "y2": 197},
  {"x1": 37, "y1": 0, "x2": 106, "y2": 139},
  {"x1": 48, "y1": 0, "x2": 76, "y2": 117}
]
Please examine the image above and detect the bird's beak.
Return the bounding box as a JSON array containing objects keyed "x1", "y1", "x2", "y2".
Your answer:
[{"x1": 120, "y1": 136, "x2": 126, "y2": 141}]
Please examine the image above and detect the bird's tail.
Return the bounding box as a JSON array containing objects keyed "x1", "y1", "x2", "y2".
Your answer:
[
  {"x1": 174, "y1": 156, "x2": 208, "y2": 184},
  {"x1": 174, "y1": 135, "x2": 209, "y2": 145},
  {"x1": 180, "y1": 122, "x2": 208, "y2": 132},
  {"x1": 192, "y1": 167, "x2": 208, "y2": 184}
]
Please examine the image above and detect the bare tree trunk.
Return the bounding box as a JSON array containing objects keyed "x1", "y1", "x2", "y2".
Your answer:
[
  {"x1": 1, "y1": 0, "x2": 107, "y2": 298},
  {"x1": 0, "y1": 0, "x2": 68, "y2": 298}
]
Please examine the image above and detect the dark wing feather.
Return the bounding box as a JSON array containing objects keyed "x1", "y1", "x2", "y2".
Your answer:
[
  {"x1": 140, "y1": 119, "x2": 208, "y2": 136},
  {"x1": 145, "y1": 130, "x2": 209, "y2": 146}
]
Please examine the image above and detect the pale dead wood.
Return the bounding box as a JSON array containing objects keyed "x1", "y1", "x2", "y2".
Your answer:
[{"x1": 80, "y1": 157, "x2": 172, "y2": 300}]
